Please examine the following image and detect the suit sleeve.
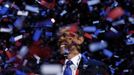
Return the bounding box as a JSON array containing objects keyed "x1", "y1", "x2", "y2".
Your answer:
[{"x1": 78, "y1": 59, "x2": 110, "y2": 75}]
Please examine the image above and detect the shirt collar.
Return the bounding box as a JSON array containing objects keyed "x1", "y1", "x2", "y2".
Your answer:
[{"x1": 70, "y1": 53, "x2": 81, "y2": 67}]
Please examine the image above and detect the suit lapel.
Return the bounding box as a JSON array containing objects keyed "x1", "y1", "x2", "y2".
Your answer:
[
  {"x1": 77, "y1": 57, "x2": 84, "y2": 75},
  {"x1": 77, "y1": 55, "x2": 89, "y2": 75}
]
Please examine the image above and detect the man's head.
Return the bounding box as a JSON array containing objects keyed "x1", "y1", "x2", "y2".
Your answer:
[{"x1": 57, "y1": 24, "x2": 84, "y2": 56}]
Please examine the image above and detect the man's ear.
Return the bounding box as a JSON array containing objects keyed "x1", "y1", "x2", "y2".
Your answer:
[
  {"x1": 73, "y1": 36, "x2": 84, "y2": 45},
  {"x1": 78, "y1": 36, "x2": 84, "y2": 44}
]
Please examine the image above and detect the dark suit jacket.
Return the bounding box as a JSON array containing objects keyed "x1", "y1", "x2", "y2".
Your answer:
[{"x1": 77, "y1": 55, "x2": 110, "y2": 75}]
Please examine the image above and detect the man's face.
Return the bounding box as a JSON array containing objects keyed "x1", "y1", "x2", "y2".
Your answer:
[
  {"x1": 58, "y1": 31, "x2": 73, "y2": 54},
  {"x1": 58, "y1": 31, "x2": 82, "y2": 55}
]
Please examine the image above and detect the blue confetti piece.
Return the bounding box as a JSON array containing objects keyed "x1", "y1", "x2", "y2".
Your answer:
[
  {"x1": 115, "y1": 59, "x2": 124, "y2": 66},
  {"x1": 60, "y1": 10, "x2": 67, "y2": 16},
  {"x1": 58, "y1": 0, "x2": 65, "y2": 5},
  {"x1": 87, "y1": 0, "x2": 100, "y2": 6},
  {"x1": 9, "y1": 37, "x2": 15, "y2": 42},
  {"x1": 4, "y1": 63, "x2": 8, "y2": 69},
  {"x1": 14, "y1": 17, "x2": 25, "y2": 29},
  {"x1": 42, "y1": 19, "x2": 53, "y2": 27},
  {"x1": 20, "y1": 29, "x2": 26, "y2": 33},
  {"x1": 41, "y1": 11, "x2": 47, "y2": 16},
  {"x1": 94, "y1": 29, "x2": 101, "y2": 36},
  {"x1": 88, "y1": 6, "x2": 93, "y2": 12},
  {"x1": 89, "y1": 40, "x2": 108, "y2": 52},
  {"x1": 25, "y1": 5, "x2": 39, "y2": 13},
  {"x1": 45, "y1": 32, "x2": 52, "y2": 37},
  {"x1": 103, "y1": 49, "x2": 113, "y2": 58},
  {"x1": 126, "y1": 37, "x2": 134, "y2": 45},
  {"x1": 16, "y1": 70, "x2": 26, "y2": 75},
  {"x1": 111, "y1": 1, "x2": 118, "y2": 8},
  {"x1": 109, "y1": 66, "x2": 115, "y2": 75},
  {"x1": 33, "y1": 29, "x2": 42, "y2": 41},
  {"x1": 128, "y1": 17, "x2": 134, "y2": 24},
  {"x1": 0, "y1": 6, "x2": 9, "y2": 15},
  {"x1": 125, "y1": 11, "x2": 131, "y2": 16},
  {"x1": 6, "y1": 57, "x2": 16, "y2": 64},
  {"x1": 100, "y1": 10, "x2": 107, "y2": 16},
  {"x1": 82, "y1": 26, "x2": 97, "y2": 32}
]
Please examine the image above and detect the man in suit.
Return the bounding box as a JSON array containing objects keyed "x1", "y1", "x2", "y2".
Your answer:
[{"x1": 58, "y1": 25, "x2": 110, "y2": 75}]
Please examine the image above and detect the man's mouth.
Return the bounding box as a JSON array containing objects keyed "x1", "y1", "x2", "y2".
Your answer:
[{"x1": 60, "y1": 44, "x2": 70, "y2": 55}]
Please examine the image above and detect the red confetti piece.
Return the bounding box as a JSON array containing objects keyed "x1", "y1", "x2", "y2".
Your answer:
[
  {"x1": 84, "y1": 33, "x2": 92, "y2": 40},
  {"x1": 40, "y1": 0, "x2": 56, "y2": 9},
  {"x1": 128, "y1": 30, "x2": 134, "y2": 34},
  {"x1": 107, "y1": 7, "x2": 124, "y2": 20}
]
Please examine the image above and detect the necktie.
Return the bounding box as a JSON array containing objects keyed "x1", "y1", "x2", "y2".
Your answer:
[{"x1": 64, "y1": 60, "x2": 73, "y2": 75}]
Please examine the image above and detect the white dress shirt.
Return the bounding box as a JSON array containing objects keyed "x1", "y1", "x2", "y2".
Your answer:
[{"x1": 62, "y1": 54, "x2": 81, "y2": 75}]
